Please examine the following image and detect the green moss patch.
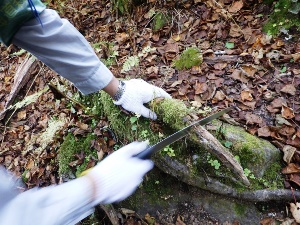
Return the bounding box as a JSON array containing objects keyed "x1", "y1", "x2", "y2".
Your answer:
[
  {"x1": 58, "y1": 133, "x2": 97, "y2": 177},
  {"x1": 174, "y1": 47, "x2": 203, "y2": 70}
]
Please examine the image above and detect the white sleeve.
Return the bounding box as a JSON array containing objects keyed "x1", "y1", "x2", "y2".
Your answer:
[
  {"x1": 0, "y1": 176, "x2": 95, "y2": 225},
  {"x1": 11, "y1": 9, "x2": 113, "y2": 95}
]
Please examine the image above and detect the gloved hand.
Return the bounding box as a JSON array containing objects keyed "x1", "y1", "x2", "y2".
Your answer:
[
  {"x1": 114, "y1": 79, "x2": 171, "y2": 120},
  {"x1": 87, "y1": 142, "x2": 153, "y2": 204}
]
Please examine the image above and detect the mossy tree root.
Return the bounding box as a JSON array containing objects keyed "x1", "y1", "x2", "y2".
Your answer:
[
  {"x1": 154, "y1": 154, "x2": 300, "y2": 202},
  {"x1": 191, "y1": 123, "x2": 250, "y2": 186}
]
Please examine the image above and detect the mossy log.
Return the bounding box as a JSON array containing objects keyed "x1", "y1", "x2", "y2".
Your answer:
[
  {"x1": 95, "y1": 93, "x2": 287, "y2": 196},
  {"x1": 59, "y1": 91, "x2": 291, "y2": 201}
]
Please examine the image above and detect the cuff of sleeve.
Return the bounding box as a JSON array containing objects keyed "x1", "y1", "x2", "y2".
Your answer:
[{"x1": 74, "y1": 62, "x2": 113, "y2": 95}]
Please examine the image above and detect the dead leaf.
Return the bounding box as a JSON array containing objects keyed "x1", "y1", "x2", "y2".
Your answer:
[
  {"x1": 271, "y1": 97, "x2": 286, "y2": 108},
  {"x1": 229, "y1": 24, "x2": 242, "y2": 37},
  {"x1": 241, "y1": 90, "x2": 253, "y2": 101},
  {"x1": 164, "y1": 43, "x2": 179, "y2": 61},
  {"x1": 245, "y1": 113, "x2": 263, "y2": 125},
  {"x1": 229, "y1": 0, "x2": 244, "y2": 13},
  {"x1": 170, "y1": 80, "x2": 183, "y2": 88},
  {"x1": 282, "y1": 104, "x2": 295, "y2": 119},
  {"x1": 194, "y1": 82, "x2": 208, "y2": 94},
  {"x1": 212, "y1": 90, "x2": 226, "y2": 103},
  {"x1": 214, "y1": 62, "x2": 227, "y2": 70},
  {"x1": 282, "y1": 145, "x2": 297, "y2": 164},
  {"x1": 259, "y1": 217, "x2": 276, "y2": 225},
  {"x1": 240, "y1": 65, "x2": 257, "y2": 78},
  {"x1": 287, "y1": 136, "x2": 300, "y2": 148},
  {"x1": 17, "y1": 110, "x2": 27, "y2": 121},
  {"x1": 115, "y1": 32, "x2": 129, "y2": 44},
  {"x1": 292, "y1": 53, "x2": 300, "y2": 62},
  {"x1": 280, "y1": 84, "x2": 296, "y2": 95},
  {"x1": 278, "y1": 125, "x2": 296, "y2": 137},
  {"x1": 231, "y1": 69, "x2": 249, "y2": 83},
  {"x1": 25, "y1": 158, "x2": 35, "y2": 170},
  {"x1": 290, "y1": 174, "x2": 300, "y2": 188},
  {"x1": 276, "y1": 114, "x2": 292, "y2": 126},
  {"x1": 241, "y1": 101, "x2": 256, "y2": 110},
  {"x1": 257, "y1": 126, "x2": 272, "y2": 137},
  {"x1": 282, "y1": 163, "x2": 300, "y2": 174}
]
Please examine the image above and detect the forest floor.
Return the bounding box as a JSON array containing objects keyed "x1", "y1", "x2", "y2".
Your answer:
[{"x1": 0, "y1": 0, "x2": 300, "y2": 224}]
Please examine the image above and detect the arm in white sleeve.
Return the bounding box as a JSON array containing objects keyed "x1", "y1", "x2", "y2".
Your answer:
[
  {"x1": 0, "y1": 176, "x2": 95, "y2": 225},
  {"x1": 0, "y1": 142, "x2": 153, "y2": 225},
  {"x1": 11, "y1": 9, "x2": 113, "y2": 95}
]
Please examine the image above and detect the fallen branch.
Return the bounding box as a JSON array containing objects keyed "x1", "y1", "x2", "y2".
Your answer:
[{"x1": 0, "y1": 55, "x2": 39, "y2": 121}]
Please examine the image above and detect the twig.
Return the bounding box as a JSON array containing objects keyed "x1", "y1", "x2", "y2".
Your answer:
[{"x1": 48, "y1": 81, "x2": 88, "y2": 110}]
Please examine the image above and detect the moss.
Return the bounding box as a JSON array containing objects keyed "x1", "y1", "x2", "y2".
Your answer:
[
  {"x1": 233, "y1": 202, "x2": 247, "y2": 216},
  {"x1": 263, "y1": 0, "x2": 300, "y2": 35},
  {"x1": 174, "y1": 47, "x2": 203, "y2": 70},
  {"x1": 154, "y1": 98, "x2": 192, "y2": 130},
  {"x1": 114, "y1": 0, "x2": 132, "y2": 15},
  {"x1": 58, "y1": 133, "x2": 97, "y2": 176},
  {"x1": 152, "y1": 12, "x2": 169, "y2": 31}
]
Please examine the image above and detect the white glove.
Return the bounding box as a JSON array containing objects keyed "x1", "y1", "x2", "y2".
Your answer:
[
  {"x1": 114, "y1": 79, "x2": 171, "y2": 120},
  {"x1": 87, "y1": 141, "x2": 153, "y2": 204}
]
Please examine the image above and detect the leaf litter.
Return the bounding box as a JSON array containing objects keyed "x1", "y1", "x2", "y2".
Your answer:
[{"x1": 0, "y1": 0, "x2": 300, "y2": 224}]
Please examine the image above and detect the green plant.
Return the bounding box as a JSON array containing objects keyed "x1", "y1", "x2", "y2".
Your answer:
[
  {"x1": 209, "y1": 159, "x2": 221, "y2": 170},
  {"x1": 152, "y1": 11, "x2": 169, "y2": 31},
  {"x1": 225, "y1": 42, "x2": 234, "y2": 49},
  {"x1": 163, "y1": 146, "x2": 175, "y2": 157},
  {"x1": 263, "y1": 0, "x2": 300, "y2": 35},
  {"x1": 174, "y1": 47, "x2": 203, "y2": 70},
  {"x1": 130, "y1": 115, "x2": 139, "y2": 131},
  {"x1": 140, "y1": 130, "x2": 149, "y2": 139}
]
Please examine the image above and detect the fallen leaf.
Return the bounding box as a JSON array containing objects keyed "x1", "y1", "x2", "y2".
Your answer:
[
  {"x1": 276, "y1": 114, "x2": 292, "y2": 126},
  {"x1": 278, "y1": 125, "x2": 296, "y2": 136},
  {"x1": 229, "y1": 0, "x2": 244, "y2": 13},
  {"x1": 231, "y1": 69, "x2": 249, "y2": 83},
  {"x1": 115, "y1": 32, "x2": 129, "y2": 44},
  {"x1": 229, "y1": 24, "x2": 242, "y2": 37},
  {"x1": 212, "y1": 90, "x2": 226, "y2": 103},
  {"x1": 282, "y1": 145, "x2": 297, "y2": 164},
  {"x1": 282, "y1": 104, "x2": 295, "y2": 119},
  {"x1": 17, "y1": 110, "x2": 27, "y2": 121},
  {"x1": 280, "y1": 84, "x2": 297, "y2": 95},
  {"x1": 292, "y1": 53, "x2": 300, "y2": 62},
  {"x1": 170, "y1": 80, "x2": 183, "y2": 88},
  {"x1": 271, "y1": 97, "x2": 286, "y2": 108},
  {"x1": 290, "y1": 174, "x2": 300, "y2": 188},
  {"x1": 194, "y1": 82, "x2": 208, "y2": 94},
  {"x1": 259, "y1": 217, "x2": 276, "y2": 225},
  {"x1": 241, "y1": 90, "x2": 253, "y2": 101},
  {"x1": 245, "y1": 113, "x2": 263, "y2": 125},
  {"x1": 241, "y1": 101, "x2": 256, "y2": 110},
  {"x1": 214, "y1": 62, "x2": 227, "y2": 70},
  {"x1": 257, "y1": 126, "x2": 271, "y2": 137},
  {"x1": 240, "y1": 65, "x2": 257, "y2": 78},
  {"x1": 287, "y1": 136, "x2": 300, "y2": 148},
  {"x1": 282, "y1": 163, "x2": 300, "y2": 174}
]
